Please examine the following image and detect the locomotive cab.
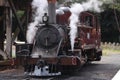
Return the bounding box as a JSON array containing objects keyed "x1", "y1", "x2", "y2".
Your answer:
[{"x1": 78, "y1": 12, "x2": 102, "y2": 61}]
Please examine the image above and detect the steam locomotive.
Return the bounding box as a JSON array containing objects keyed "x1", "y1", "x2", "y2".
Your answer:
[{"x1": 15, "y1": 9, "x2": 102, "y2": 77}]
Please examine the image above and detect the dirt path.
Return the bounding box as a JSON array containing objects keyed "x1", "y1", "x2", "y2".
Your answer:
[{"x1": 0, "y1": 54, "x2": 120, "y2": 80}]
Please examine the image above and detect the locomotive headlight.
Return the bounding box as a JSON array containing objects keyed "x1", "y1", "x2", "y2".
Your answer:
[
  {"x1": 42, "y1": 13, "x2": 49, "y2": 24},
  {"x1": 43, "y1": 16, "x2": 47, "y2": 21}
]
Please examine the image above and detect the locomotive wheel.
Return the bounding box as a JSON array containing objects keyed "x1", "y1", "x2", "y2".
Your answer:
[
  {"x1": 96, "y1": 55, "x2": 101, "y2": 61},
  {"x1": 78, "y1": 51, "x2": 88, "y2": 64},
  {"x1": 83, "y1": 54, "x2": 88, "y2": 63}
]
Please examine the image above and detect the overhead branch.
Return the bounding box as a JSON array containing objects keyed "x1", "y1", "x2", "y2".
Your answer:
[
  {"x1": 113, "y1": 0, "x2": 120, "y2": 32},
  {"x1": 7, "y1": 0, "x2": 27, "y2": 42}
]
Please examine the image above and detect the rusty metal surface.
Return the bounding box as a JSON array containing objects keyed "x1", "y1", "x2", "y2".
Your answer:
[{"x1": 15, "y1": 56, "x2": 79, "y2": 66}]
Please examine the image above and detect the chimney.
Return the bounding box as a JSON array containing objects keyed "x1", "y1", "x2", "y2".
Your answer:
[{"x1": 48, "y1": 0, "x2": 56, "y2": 24}]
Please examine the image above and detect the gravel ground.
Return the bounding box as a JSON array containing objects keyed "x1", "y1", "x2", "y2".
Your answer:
[{"x1": 0, "y1": 54, "x2": 120, "y2": 80}]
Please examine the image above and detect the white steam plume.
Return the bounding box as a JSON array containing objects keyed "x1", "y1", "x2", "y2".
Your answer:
[
  {"x1": 69, "y1": 3, "x2": 84, "y2": 51},
  {"x1": 69, "y1": 0, "x2": 103, "y2": 51},
  {"x1": 26, "y1": 0, "x2": 48, "y2": 43},
  {"x1": 82, "y1": 0, "x2": 103, "y2": 12}
]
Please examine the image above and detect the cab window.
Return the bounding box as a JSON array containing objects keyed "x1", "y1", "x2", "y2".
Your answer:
[{"x1": 85, "y1": 16, "x2": 93, "y2": 27}]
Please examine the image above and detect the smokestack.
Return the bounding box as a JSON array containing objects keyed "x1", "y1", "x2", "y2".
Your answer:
[{"x1": 48, "y1": 0, "x2": 56, "y2": 24}]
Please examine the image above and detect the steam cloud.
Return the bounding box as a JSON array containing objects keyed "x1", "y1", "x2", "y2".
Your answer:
[
  {"x1": 26, "y1": 0, "x2": 48, "y2": 43},
  {"x1": 69, "y1": 0, "x2": 103, "y2": 51},
  {"x1": 69, "y1": 3, "x2": 84, "y2": 51}
]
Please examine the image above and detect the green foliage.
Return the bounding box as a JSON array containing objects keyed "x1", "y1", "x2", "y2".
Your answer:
[
  {"x1": 16, "y1": 10, "x2": 24, "y2": 18},
  {"x1": 110, "y1": 3, "x2": 120, "y2": 11},
  {"x1": 100, "y1": 9, "x2": 120, "y2": 42},
  {"x1": 58, "y1": 0, "x2": 87, "y2": 6},
  {"x1": 102, "y1": 0, "x2": 120, "y2": 11},
  {"x1": 98, "y1": 0, "x2": 120, "y2": 43},
  {"x1": 71, "y1": 0, "x2": 87, "y2": 3}
]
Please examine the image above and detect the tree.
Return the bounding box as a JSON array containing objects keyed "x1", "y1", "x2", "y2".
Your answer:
[{"x1": 100, "y1": 0, "x2": 120, "y2": 42}]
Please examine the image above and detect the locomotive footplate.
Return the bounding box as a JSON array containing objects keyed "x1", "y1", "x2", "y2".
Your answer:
[
  {"x1": 27, "y1": 56, "x2": 78, "y2": 66},
  {"x1": 14, "y1": 56, "x2": 80, "y2": 77}
]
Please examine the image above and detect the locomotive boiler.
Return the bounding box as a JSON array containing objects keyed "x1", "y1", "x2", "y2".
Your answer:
[{"x1": 15, "y1": 0, "x2": 102, "y2": 77}]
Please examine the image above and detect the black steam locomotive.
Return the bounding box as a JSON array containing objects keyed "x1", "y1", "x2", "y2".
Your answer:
[{"x1": 15, "y1": 3, "x2": 102, "y2": 77}]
